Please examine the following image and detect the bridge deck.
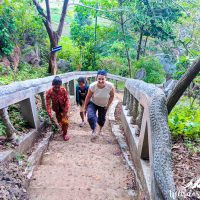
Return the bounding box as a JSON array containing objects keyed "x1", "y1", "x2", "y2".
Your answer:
[{"x1": 28, "y1": 98, "x2": 134, "y2": 200}]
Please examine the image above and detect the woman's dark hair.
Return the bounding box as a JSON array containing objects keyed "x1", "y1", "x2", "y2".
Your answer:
[
  {"x1": 52, "y1": 76, "x2": 62, "y2": 86},
  {"x1": 78, "y1": 77, "x2": 86, "y2": 83},
  {"x1": 97, "y1": 70, "x2": 107, "y2": 76}
]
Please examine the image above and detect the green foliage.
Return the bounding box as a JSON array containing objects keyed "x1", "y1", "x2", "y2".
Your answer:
[
  {"x1": 57, "y1": 37, "x2": 80, "y2": 71},
  {"x1": 173, "y1": 56, "x2": 190, "y2": 80},
  {"x1": 0, "y1": 63, "x2": 49, "y2": 85},
  {"x1": 169, "y1": 97, "x2": 200, "y2": 141},
  {"x1": 98, "y1": 56, "x2": 128, "y2": 76},
  {"x1": 134, "y1": 56, "x2": 165, "y2": 83},
  {"x1": 12, "y1": 0, "x2": 47, "y2": 46},
  {"x1": 8, "y1": 104, "x2": 29, "y2": 132},
  {"x1": 38, "y1": 108, "x2": 48, "y2": 121},
  {"x1": 0, "y1": 120, "x2": 6, "y2": 137},
  {"x1": 184, "y1": 140, "x2": 200, "y2": 154},
  {"x1": 0, "y1": 4, "x2": 16, "y2": 55}
]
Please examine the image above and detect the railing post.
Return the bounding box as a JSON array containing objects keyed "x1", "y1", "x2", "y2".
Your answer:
[
  {"x1": 115, "y1": 80, "x2": 118, "y2": 91},
  {"x1": 125, "y1": 91, "x2": 130, "y2": 110},
  {"x1": 0, "y1": 107, "x2": 17, "y2": 140},
  {"x1": 69, "y1": 79, "x2": 75, "y2": 96},
  {"x1": 39, "y1": 92, "x2": 46, "y2": 110},
  {"x1": 123, "y1": 87, "x2": 128, "y2": 106},
  {"x1": 127, "y1": 94, "x2": 133, "y2": 116},
  {"x1": 131, "y1": 97, "x2": 138, "y2": 124},
  {"x1": 136, "y1": 105, "x2": 144, "y2": 136},
  {"x1": 19, "y1": 95, "x2": 39, "y2": 129}
]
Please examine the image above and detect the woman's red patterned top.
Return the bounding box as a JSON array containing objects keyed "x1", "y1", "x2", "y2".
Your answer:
[{"x1": 46, "y1": 86, "x2": 70, "y2": 118}]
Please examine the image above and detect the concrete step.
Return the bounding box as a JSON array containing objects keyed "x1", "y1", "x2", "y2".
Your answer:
[{"x1": 29, "y1": 187, "x2": 131, "y2": 200}]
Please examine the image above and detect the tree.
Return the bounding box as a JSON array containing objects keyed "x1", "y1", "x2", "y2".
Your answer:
[
  {"x1": 32, "y1": 0, "x2": 69, "y2": 74},
  {"x1": 128, "y1": 0, "x2": 181, "y2": 60}
]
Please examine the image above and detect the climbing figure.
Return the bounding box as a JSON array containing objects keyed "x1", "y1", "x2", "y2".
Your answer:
[
  {"x1": 83, "y1": 70, "x2": 115, "y2": 141},
  {"x1": 76, "y1": 77, "x2": 89, "y2": 127},
  {"x1": 46, "y1": 76, "x2": 70, "y2": 141}
]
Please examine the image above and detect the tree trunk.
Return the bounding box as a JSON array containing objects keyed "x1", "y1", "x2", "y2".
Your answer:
[
  {"x1": 48, "y1": 31, "x2": 58, "y2": 74},
  {"x1": 48, "y1": 52, "x2": 57, "y2": 75},
  {"x1": 33, "y1": 0, "x2": 69, "y2": 75},
  {"x1": 167, "y1": 58, "x2": 200, "y2": 114},
  {"x1": 136, "y1": 26, "x2": 144, "y2": 60},
  {"x1": 143, "y1": 36, "x2": 148, "y2": 56},
  {"x1": 0, "y1": 107, "x2": 17, "y2": 140},
  {"x1": 118, "y1": 0, "x2": 131, "y2": 77}
]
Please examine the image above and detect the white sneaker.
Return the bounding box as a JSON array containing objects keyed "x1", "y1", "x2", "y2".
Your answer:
[
  {"x1": 91, "y1": 130, "x2": 97, "y2": 142},
  {"x1": 79, "y1": 122, "x2": 85, "y2": 127}
]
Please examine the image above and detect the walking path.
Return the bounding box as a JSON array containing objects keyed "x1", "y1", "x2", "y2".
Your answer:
[{"x1": 28, "y1": 97, "x2": 134, "y2": 200}]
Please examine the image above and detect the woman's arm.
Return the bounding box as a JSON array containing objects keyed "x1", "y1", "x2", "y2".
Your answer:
[
  {"x1": 83, "y1": 88, "x2": 93, "y2": 111},
  {"x1": 106, "y1": 87, "x2": 115, "y2": 109}
]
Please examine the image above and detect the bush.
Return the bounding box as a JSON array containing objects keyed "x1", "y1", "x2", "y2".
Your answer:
[
  {"x1": 57, "y1": 37, "x2": 80, "y2": 71},
  {"x1": 173, "y1": 56, "x2": 190, "y2": 80},
  {"x1": 134, "y1": 56, "x2": 165, "y2": 83},
  {"x1": 0, "y1": 63, "x2": 49, "y2": 85},
  {"x1": 98, "y1": 56, "x2": 128, "y2": 76},
  {"x1": 168, "y1": 97, "x2": 200, "y2": 140}
]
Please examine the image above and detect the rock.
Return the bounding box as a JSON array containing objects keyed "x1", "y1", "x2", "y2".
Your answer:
[
  {"x1": 23, "y1": 45, "x2": 40, "y2": 66},
  {"x1": 8, "y1": 46, "x2": 21, "y2": 71},
  {"x1": 163, "y1": 79, "x2": 177, "y2": 97},
  {"x1": 57, "y1": 59, "x2": 70, "y2": 71},
  {"x1": 135, "y1": 68, "x2": 146, "y2": 80},
  {"x1": 0, "y1": 45, "x2": 21, "y2": 73}
]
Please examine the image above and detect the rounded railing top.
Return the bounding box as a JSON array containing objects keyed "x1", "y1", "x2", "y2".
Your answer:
[
  {"x1": 0, "y1": 71, "x2": 127, "y2": 97},
  {"x1": 125, "y1": 79, "x2": 165, "y2": 105}
]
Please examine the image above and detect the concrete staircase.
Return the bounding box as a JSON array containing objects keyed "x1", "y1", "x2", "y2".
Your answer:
[{"x1": 28, "y1": 106, "x2": 134, "y2": 200}]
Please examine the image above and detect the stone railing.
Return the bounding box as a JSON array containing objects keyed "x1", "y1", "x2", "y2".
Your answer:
[
  {"x1": 0, "y1": 71, "x2": 124, "y2": 132},
  {"x1": 121, "y1": 79, "x2": 176, "y2": 200}
]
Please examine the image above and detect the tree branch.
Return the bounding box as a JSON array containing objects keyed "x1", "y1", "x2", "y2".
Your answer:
[
  {"x1": 45, "y1": 0, "x2": 51, "y2": 22},
  {"x1": 32, "y1": 0, "x2": 47, "y2": 20},
  {"x1": 57, "y1": 0, "x2": 69, "y2": 38},
  {"x1": 167, "y1": 58, "x2": 200, "y2": 114}
]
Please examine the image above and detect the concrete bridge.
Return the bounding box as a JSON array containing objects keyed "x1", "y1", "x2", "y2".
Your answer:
[{"x1": 0, "y1": 72, "x2": 176, "y2": 200}]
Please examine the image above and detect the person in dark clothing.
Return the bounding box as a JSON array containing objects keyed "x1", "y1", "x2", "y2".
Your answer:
[{"x1": 76, "y1": 77, "x2": 89, "y2": 127}]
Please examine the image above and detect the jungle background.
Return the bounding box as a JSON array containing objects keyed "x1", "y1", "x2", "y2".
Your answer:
[{"x1": 0, "y1": 1, "x2": 199, "y2": 196}]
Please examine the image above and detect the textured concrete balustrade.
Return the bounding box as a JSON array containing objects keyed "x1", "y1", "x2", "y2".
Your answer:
[{"x1": 121, "y1": 79, "x2": 176, "y2": 200}]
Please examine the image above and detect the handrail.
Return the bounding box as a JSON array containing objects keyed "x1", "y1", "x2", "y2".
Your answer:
[
  {"x1": 0, "y1": 72, "x2": 126, "y2": 109},
  {"x1": 122, "y1": 79, "x2": 176, "y2": 200}
]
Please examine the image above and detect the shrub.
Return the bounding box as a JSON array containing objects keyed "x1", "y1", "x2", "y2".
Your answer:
[
  {"x1": 57, "y1": 37, "x2": 80, "y2": 71},
  {"x1": 134, "y1": 56, "x2": 165, "y2": 83},
  {"x1": 168, "y1": 97, "x2": 200, "y2": 141}
]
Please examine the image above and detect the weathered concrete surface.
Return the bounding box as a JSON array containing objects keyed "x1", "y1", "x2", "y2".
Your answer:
[
  {"x1": 121, "y1": 106, "x2": 151, "y2": 200},
  {"x1": 25, "y1": 132, "x2": 53, "y2": 183},
  {"x1": 0, "y1": 122, "x2": 46, "y2": 164},
  {"x1": 123, "y1": 79, "x2": 176, "y2": 200},
  {"x1": 28, "y1": 103, "x2": 134, "y2": 200},
  {"x1": 0, "y1": 72, "x2": 125, "y2": 110}
]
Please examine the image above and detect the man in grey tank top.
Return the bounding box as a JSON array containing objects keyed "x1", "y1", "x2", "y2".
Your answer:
[{"x1": 83, "y1": 70, "x2": 115, "y2": 141}]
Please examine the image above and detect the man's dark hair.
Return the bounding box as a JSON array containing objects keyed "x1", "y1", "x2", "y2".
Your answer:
[
  {"x1": 52, "y1": 76, "x2": 62, "y2": 86},
  {"x1": 78, "y1": 77, "x2": 86, "y2": 83},
  {"x1": 97, "y1": 69, "x2": 107, "y2": 76}
]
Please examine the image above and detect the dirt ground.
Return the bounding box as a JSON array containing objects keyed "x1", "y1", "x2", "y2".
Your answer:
[{"x1": 28, "y1": 96, "x2": 135, "y2": 200}]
